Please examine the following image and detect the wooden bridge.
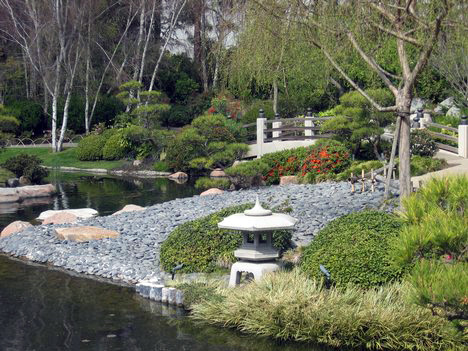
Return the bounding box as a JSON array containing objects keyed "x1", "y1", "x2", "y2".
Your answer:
[{"x1": 243, "y1": 109, "x2": 334, "y2": 158}]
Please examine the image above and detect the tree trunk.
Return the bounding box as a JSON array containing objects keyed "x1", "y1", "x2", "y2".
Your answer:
[
  {"x1": 51, "y1": 93, "x2": 58, "y2": 152},
  {"x1": 396, "y1": 93, "x2": 412, "y2": 198},
  {"x1": 84, "y1": 21, "x2": 91, "y2": 134},
  {"x1": 273, "y1": 80, "x2": 278, "y2": 114}
]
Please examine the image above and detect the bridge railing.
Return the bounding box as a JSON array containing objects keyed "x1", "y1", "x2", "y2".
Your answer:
[
  {"x1": 5, "y1": 135, "x2": 84, "y2": 148},
  {"x1": 244, "y1": 108, "x2": 334, "y2": 157},
  {"x1": 412, "y1": 109, "x2": 467, "y2": 158}
]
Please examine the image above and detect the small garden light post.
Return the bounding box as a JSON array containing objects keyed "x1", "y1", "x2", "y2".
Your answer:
[{"x1": 412, "y1": 108, "x2": 423, "y2": 128}]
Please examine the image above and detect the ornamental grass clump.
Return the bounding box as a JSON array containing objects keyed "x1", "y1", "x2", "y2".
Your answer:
[{"x1": 191, "y1": 270, "x2": 462, "y2": 350}]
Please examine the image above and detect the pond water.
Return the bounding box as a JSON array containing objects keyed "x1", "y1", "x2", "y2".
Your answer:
[
  {"x1": 0, "y1": 172, "x2": 328, "y2": 351},
  {"x1": 0, "y1": 255, "x2": 322, "y2": 351},
  {"x1": 0, "y1": 171, "x2": 201, "y2": 229}
]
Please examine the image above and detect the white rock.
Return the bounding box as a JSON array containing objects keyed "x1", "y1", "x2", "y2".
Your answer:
[
  {"x1": 1, "y1": 221, "x2": 33, "y2": 237},
  {"x1": 446, "y1": 106, "x2": 461, "y2": 118},
  {"x1": 38, "y1": 208, "x2": 98, "y2": 221},
  {"x1": 112, "y1": 204, "x2": 145, "y2": 216}
]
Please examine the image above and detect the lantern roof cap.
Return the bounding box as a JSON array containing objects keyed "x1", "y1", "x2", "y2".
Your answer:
[{"x1": 218, "y1": 196, "x2": 297, "y2": 232}]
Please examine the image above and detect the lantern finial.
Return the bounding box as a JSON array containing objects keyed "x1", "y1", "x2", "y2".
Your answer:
[{"x1": 244, "y1": 195, "x2": 272, "y2": 216}]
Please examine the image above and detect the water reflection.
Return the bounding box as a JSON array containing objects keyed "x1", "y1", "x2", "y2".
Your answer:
[
  {"x1": 0, "y1": 256, "x2": 332, "y2": 351},
  {"x1": 0, "y1": 171, "x2": 201, "y2": 229}
]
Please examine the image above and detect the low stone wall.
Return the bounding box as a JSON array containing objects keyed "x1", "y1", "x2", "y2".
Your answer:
[{"x1": 0, "y1": 184, "x2": 56, "y2": 203}]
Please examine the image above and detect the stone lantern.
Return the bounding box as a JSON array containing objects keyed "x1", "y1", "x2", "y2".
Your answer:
[{"x1": 218, "y1": 196, "x2": 297, "y2": 287}]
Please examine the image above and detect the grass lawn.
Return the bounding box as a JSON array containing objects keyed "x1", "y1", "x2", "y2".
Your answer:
[{"x1": 0, "y1": 148, "x2": 125, "y2": 170}]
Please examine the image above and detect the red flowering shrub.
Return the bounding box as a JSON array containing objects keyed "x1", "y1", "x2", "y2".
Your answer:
[
  {"x1": 261, "y1": 140, "x2": 351, "y2": 184},
  {"x1": 301, "y1": 143, "x2": 350, "y2": 177}
]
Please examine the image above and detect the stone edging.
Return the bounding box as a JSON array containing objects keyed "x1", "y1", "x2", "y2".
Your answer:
[
  {"x1": 45, "y1": 166, "x2": 171, "y2": 178},
  {"x1": 136, "y1": 281, "x2": 185, "y2": 308}
]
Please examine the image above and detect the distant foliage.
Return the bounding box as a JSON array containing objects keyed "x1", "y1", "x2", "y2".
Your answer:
[
  {"x1": 166, "y1": 114, "x2": 248, "y2": 172},
  {"x1": 160, "y1": 204, "x2": 292, "y2": 273},
  {"x1": 301, "y1": 211, "x2": 403, "y2": 288},
  {"x1": 2, "y1": 154, "x2": 48, "y2": 184},
  {"x1": 410, "y1": 129, "x2": 438, "y2": 157},
  {"x1": 240, "y1": 100, "x2": 275, "y2": 125},
  {"x1": 320, "y1": 89, "x2": 394, "y2": 159}
]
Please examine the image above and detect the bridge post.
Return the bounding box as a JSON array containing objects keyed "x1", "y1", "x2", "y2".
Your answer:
[
  {"x1": 272, "y1": 113, "x2": 282, "y2": 139},
  {"x1": 257, "y1": 109, "x2": 267, "y2": 158},
  {"x1": 304, "y1": 108, "x2": 315, "y2": 139},
  {"x1": 459, "y1": 116, "x2": 468, "y2": 158}
]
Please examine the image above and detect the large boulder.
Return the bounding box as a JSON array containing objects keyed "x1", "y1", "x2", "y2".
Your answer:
[
  {"x1": 42, "y1": 212, "x2": 78, "y2": 225},
  {"x1": 112, "y1": 204, "x2": 145, "y2": 216},
  {"x1": 55, "y1": 226, "x2": 119, "y2": 242},
  {"x1": 446, "y1": 106, "x2": 461, "y2": 118},
  {"x1": 210, "y1": 168, "x2": 226, "y2": 177},
  {"x1": 200, "y1": 188, "x2": 224, "y2": 196},
  {"x1": 0, "y1": 188, "x2": 21, "y2": 203},
  {"x1": 434, "y1": 97, "x2": 456, "y2": 114},
  {"x1": 38, "y1": 208, "x2": 98, "y2": 222},
  {"x1": 16, "y1": 184, "x2": 56, "y2": 199},
  {"x1": 1, "y1": 221, "x2": 33, "y2": 238},
  {"x1": 280, "y1": 176, "x2": 299, "y2": 185},
  {"x1": 168, "y1": 172, "x2": 188, "y2": 179}
]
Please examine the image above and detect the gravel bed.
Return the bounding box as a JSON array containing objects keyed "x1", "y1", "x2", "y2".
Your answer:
[{"x1": 0, "y1": 182, "x2": 397, "y2": 285}]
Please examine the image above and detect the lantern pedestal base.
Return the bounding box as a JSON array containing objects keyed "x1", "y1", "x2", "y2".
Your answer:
[{"x1": 229, "y1": 261, "x2": 282, "y2": 287}]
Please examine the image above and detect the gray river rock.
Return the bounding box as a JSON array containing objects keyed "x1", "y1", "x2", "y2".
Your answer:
[{"x1": 0, "y1": 182, "x2": 397, "y2": 285}]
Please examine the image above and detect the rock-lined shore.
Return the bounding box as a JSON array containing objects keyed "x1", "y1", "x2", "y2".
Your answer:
[{"x1": 0, "y1": 182, "x2": 395, "y2": 285}]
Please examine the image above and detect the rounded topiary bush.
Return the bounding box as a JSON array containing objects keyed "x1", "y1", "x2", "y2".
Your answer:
[
  {"x1": 160, "y1": 204, "x2": 292, "y2": 273},
  {"x1": 76, "y1": 134, "x2": 107, "y2": 161},
  {"x1": 102, "y1": 133, "x2": 128, "y2": 160},
  {"x1": 301, "y1": 211, "x2": 403, "y2": 289}
]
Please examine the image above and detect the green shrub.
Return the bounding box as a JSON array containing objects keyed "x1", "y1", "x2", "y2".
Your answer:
[
  {"x1": 390, "y1": 176, "x2": 467, "y2": 324},
  {"x1": 195, "y1": 177, "x2": 231, "y2": 190},
  {"x1": 102, "y1": 133, "x2": 128, "y2": 160},
  {"x1": 76, "y1": 134, "x2": 107, "y2": 161},
  {"x1": 0, "y1": 115, "x2": 20, "y2": 133},
  {"x1": 301, "y1": 211, "x2": 403, "y2": 288},
  {"x1": 192, "y1": 114, "x2": 243, "y2": 143},
  {"x1": 192, "y1": 271, "x2": 462, "y2": 350},
  {"x1": 408, "y1": 260, "x2": 468, "y2": 322},
  {"x1": 410, "y1": 155, "x2": 447, "y2": 176},
  {"x1": 410, "y1": 129, "x2": 438, "y2": 157},
  {"x1": 153, "y1": 161, "x2": 170, "y2": 172},
  {"x1": 5, "y1": 100, "x2": 44, "y2": 133},
  {"x1": 398, "y1": 175, "x2": 467, "y2": 226},
  {"x1": 160, "y1": 204, "x2": 292, "y2": 273},
  {"x1": 320, "y1": 89, "x2": 394, "y2": 159},
  {"x1": 166, "y1": 127, "x2": 206, "y2": 171},
  {"x1": 240, "y1": 100, "x2": 274, "y2": 125},
  {"x1": 225, "y1": 160, "x2": 269, "y2": 189},
  {"x1": 2, "y1": 154, "x2": 48, "y2": 184}
]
